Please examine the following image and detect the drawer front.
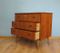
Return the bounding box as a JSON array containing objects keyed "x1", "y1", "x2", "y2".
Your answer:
[
  {"x1": 11, "y1": 28, "x2": 15, "y2": 34},
  {"x1": 28, "y1": 14, "x2": 40, "y2": 22},
  {"x1": 12, "y1": 22, "x2": 26, "y2": 30},
  {"x1": 25, "y1": 22, "x2": 40, "y2": 31},
  {"x1": 15, "y1": 14, "x2": 27, "y2": 21},
  {"x1": 11, "y1": 28, "x2": 40, "y2": 40},
  {"x1": 11, "y1": 28, "x2": 18, "y2": 35},
  {"x1": 12, "y1": 22, "x2": 40, "y2": 31},
  {"x1": 15, "y1": 14, "x2": 40, "y2": 22}
]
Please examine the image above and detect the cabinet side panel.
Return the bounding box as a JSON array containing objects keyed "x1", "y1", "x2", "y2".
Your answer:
[
  {"x1": 40, "y1": 13, "x2": 48, "y2": 40},
  {"x1": 40, "y1": 13, "x2": 52, "y2": 40},
  {"x1": 47, "y1": 14, "x2": 52, "y2": 38}
]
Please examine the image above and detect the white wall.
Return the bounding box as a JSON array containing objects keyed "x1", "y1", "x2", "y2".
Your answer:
[{"x1": 0, "y1": 0, "x2": 60, "y2": 36}]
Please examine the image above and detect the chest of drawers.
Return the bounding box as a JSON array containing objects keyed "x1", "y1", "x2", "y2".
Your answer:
[{"x1": 11, "y1": 12, "x2": 52, "y2": 47}]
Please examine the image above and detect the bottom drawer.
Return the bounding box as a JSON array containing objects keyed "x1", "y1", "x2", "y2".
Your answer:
[
  {"x1": 11, "y1": 28, "x2": 18, "y2": 35},
  {"x1": 11, "y1": 28, "x2": 40, "y2": 40}
]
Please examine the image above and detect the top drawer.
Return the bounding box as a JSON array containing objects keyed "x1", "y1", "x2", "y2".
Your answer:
[{"x1": 15, "y1": 14, "x2": 40, "y2": 22}]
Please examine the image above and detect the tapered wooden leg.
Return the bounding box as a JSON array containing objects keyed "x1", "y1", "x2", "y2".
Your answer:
[
  {"x1": 35, "y1": 40, "x2": 40, "y2": 48},
  {"x1": 47, "y1": 37, "x2": 51, "y2": 45},
  {"x1": 16, "y1": 37, "x2": 18, "y2": 43},
  {"x1": 16, "y1": 36, "x2": 20, "y2": 44}
]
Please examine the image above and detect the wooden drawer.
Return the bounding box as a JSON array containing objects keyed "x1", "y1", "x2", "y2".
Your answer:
[
  {"x1": 11, "y1": 28, "x2": 23, "y2": 37},
  {"x1": 28, "y1": 14, "x2": 40, "y2": 22},
  {"x1": 11, "y1": 28, "x2": 15, "y2": 34},
  {"x1": 15, "y1": 14, "x2": 26, "y2": 21},
  {"x1": 15, "y1": 14, "x2": 40, "y2": 22},
  {"x1": 11, "y1": 28, "x2": 18, "y2": 35},
  {"x1": 25, "y1": 22, "x2": 40, "y2": 31},
  {"x1": 11, "y1": 28, "x2": 40, "y2": 40},
  {"x1": 12, "y1": 22, "x2": 40, "y2": 31},
  {"x1": 12, "y1": 21, "x2": 25, "y2": 30}
]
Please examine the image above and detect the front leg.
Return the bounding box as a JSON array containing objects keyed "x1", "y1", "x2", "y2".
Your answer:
[
  {"x1": 47, "y1": 37, "x2": 51, "y2": 45},
  {"x1": 35, "y1": 39, "x2": 40, "y2": 48}
]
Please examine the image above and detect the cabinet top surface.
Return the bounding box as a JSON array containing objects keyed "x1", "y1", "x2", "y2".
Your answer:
[{"x1": 15, "y1": 12, "x2": 52, "y2": 14}]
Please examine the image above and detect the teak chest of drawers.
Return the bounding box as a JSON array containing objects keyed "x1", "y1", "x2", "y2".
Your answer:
[{"x1": 11, "y1": 12, "x2": 52, "y2": 47}]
